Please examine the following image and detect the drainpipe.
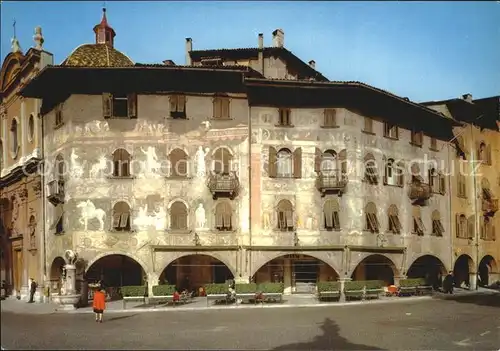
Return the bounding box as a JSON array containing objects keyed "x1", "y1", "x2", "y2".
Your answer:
[
  {"x1": 446, "y1": 140, "x2": 453, "y2": 274},
  {"x1": 469, "y1": 123, "x2": 479, "y2": 290},
  {"x1": 247, "y1": 101, "x2": 252, "y2": 282},
  {"x1": 39, "y1": 104, "x2": 48, "y2": 300}
]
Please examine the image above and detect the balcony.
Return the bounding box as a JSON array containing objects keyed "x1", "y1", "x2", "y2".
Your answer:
[
  {"x1": 315, "y1": 171, "x2": 347, "y2": 197},
  {"x1": 482, "y1": 198, "x2": 499, "y2": 216},
  {"x1": 207, "y1": 171, "x2": 239, "y2": 200},
  {"x1": 165, "y1": 232, "x2": 238, "y2": 247},
  {"x1": 408, "y1": 179, "x2": 431, "y2": 204},
  {"x1": 47, "y1": 179, "x2": 65, "y2": 206}
]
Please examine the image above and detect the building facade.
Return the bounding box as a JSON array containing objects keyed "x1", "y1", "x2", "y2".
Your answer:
[
  {"x1": 0, "y1": 27, "x2": 53, "y2": 300},
  {"x1": 424, "y1": 95, "x2": 500, "y2": 288},
  {"x1": 17, "y1": 8, "x2": 494, "y2": 301}
]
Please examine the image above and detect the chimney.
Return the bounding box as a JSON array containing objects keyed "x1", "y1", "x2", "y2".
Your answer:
[
  {"x1": 163, "y1": 59, "x2": 176, "y2": 66},
  {"x1": 185, "y1": 38, "x2": 192, "y2": 65},
  {"x1": 272, "y1": 29, "x2": 284, "y2": 48},
  {"x1": 308, "y1": 60, "x2": 315, "y2": 70},
  {"x1": 258, "y1": 33, "x2": 264, "y2": 49},
  {"x1": 462, "y1": 93, "x2": 473, "y2": 103}
]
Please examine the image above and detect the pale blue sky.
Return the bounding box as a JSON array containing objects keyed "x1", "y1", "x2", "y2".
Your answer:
[{"x1": 1, "y1": 1, "x2": 499, "y2": 102}]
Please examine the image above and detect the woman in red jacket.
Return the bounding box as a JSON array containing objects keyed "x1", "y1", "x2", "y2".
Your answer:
[{"x1": 93, "y1": 288, "x2": 106, "y2": 323}]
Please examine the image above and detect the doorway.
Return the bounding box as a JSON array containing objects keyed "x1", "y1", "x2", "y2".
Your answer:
[
  {"x1": 14, "y1": 249, "x2": 23, "y2": 296},
  {"x1": 292, "y1": 259, "x2": 318, "y2": 294}
]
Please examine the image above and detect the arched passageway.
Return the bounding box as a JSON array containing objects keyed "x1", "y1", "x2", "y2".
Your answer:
[
  {"x1": 351, "y1": 254, "x2": 397, "y2": 285},
  {"x1": 253, "y1": 254, "x2": 339, "y2": 294},
  {"x1": 453, "y1": 254, "x2": 474, "y2": 288},
  {"x1": 159, "y1": 254, "x2": 233, "y2": 293},
  {"x1": 478, "y1": 255, "x2": 498, "y2": 287},
  {"x1": 407, "y1": 255, "x2": 447, "y2": 290},
  {"x1": 49, "y1": 257, "x2": 66, "y2": 294},
  {"x1": 86, "y1": 254, "x2": 146, "y2": 289}
]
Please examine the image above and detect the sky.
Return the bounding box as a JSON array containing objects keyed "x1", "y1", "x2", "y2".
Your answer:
[{"x1": 1, "y1": 1, "x2": 499, "y2": 102}]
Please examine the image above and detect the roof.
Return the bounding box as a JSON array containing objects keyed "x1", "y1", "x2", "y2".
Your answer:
[
  {"x1": 61, "y1": 44, "x2": 134, "y2": 67},
  {"x1": 134, "y1": 63, "x2": 264, "y2": 77},
  {"x1": 189, "y1": 47, "x2": 329, "y2": 82}
]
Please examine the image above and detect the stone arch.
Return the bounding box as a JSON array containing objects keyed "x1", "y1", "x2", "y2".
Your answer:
[
  {"x1": 407, "y1": 254, "x2": 447, "y2": 289},
  {"x1": 84, "y1": 251, "x2": 149, "y2": 275},
  {"x1": 110, "y1": 198, "x2": 132, "y2": 210},
  {"x1": 453, "y1": 254, "x2": 474, "y2": 287},
  {"x1": 167, "y1": 198, "x2": 190, "y2": 210},
  {"x1": 478, "y1": 255, "x2": 498, "y2": 286},
  {"x1": 50, "y1": 256, "x2": 66, "y2": 280},
  {"x1": 349, "y1": 253, "x2": 400, "y2": 285},
  {"x1": 250, "y1": 251, "x2": 342, "y2": 278},
  {"x1": 157, "y1": 252, "x2": 236, "y2": 289},
  {"x1": 211, "y1": 145, "x2": 234, "y2": 157}
]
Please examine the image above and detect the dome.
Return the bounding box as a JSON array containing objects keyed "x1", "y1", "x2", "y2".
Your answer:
[{"x1": 61, "y1": 44, "x2": 134, "y2": 67}]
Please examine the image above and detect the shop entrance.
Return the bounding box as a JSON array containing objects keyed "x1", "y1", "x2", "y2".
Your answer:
[{"x1": 290, "y1": 255, "x2": 320, "y2": 294}]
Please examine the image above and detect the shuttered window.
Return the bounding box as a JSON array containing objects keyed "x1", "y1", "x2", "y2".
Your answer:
[
  {"x1": 112, "y1": 149, "x2": 131, "y2": 177},
  {"x1": 278, "y1": 108, "x2": 291, "y2": 126},
  {"x1": 323, "y1": 109, "x2": 337, "y2": 127},
  {"x1": 170, "y1": 201, "x2": 188, "y2": 230},
  {"x1": 412, "y1": 205, "x2": 425, "y2": 236},
  {"x1": 169, "y1": 94, "x2": 187, "y2": 118},
  {"x1": 277, "y1": 200, "x2": 294, "y2": 231},
  {"x1": 323, "y1": 199, "x2": 340, "y2": 231},
  {"x1": 213, "y1": 96, "x2": 230, "y2": 119},
  {"x1": 112, "y1": 201, "x2": 131, "y2": 231},
  {"x1": 169, "y1": 148, "x2": 189, "y2": 178},
  {"x1": 365, "y1": 202, "x2": 379, "y2": 233},
  {"x1": 215, "y1": 202, "x2": 232, "y2": 231},
  {"x1": 364, "y1": 153, "x2": 378, "y2": 184},
  {"x1": 388, "y1": 205, "x2": 401, "y2": 234},
  {"x1": 213, "y1": 148, "x2": 232, "y2": 174},
  {"x1": 276, "y1": 149, "x2": 293, "y2": 178},
  {"x1": 363, "y1": 117, "x2": 373, "y2": 133}
]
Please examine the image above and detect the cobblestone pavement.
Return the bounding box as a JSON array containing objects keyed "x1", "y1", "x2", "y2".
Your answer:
[{"x1": 1, "y1": 292, "x2": 499, "y2": 350}]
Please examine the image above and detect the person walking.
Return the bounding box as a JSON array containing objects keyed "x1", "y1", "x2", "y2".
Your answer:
[
  {"x1": 443, "y1": 271, "x2": 454, "y2": 294},
  {"x1": 28, "y1": 278, "x2": 37, "y2": 303},
  {"x1": 93, "y1": 288, "x2": 106, "y2": 323}
]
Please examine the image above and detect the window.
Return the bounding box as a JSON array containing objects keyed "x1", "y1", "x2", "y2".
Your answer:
[
  {"x1": 481, "y1": 217, "x2": 495, "y2": 241},
  {"x1": 55, "y1": 107, "x2": 63, "y2": 126},
  {"x1": 10, "y1": 118, "x2": 19, "y2": 158},
  {"x1": 50, "y1": 205, "x2": 64, "y2": 235},
  {"x1": 323, "y1": 109, "x2": 337, "y2": 127},
  {"x1": 384, "y1": 158, "x2": 402, "y2": 186},
  {"x1": 112, "y1": 149, "x2": 131, "y2": 177},
  {"x1": 170, "y1": 201, "x2": 188, "y2": 230},
  {"x1": 431, "y1": 210, "x2": 444, "y2": 237},
  {"x1": 323, "y1": 199, "x2": 340, "y2": 231},
  {"x1": 457, "y1": 173, "x2": 466, "y2": 198},
  {"x1": 169, "y1": 94, "x2": 186, "y2": 119},
  {"x1": 467, "y1": 215, "x2": 476, "y2": 239},
  {"x1": 278, "y1": 108, "x2": 291, "y2": 126},
  {"x1": 364, "y1": 153, "x2": 378, "y2": 184},
  {"x1": 429, "y1": 168, "x2": 445, "y2": 194},
  {"x1": 478, "y1": 142, "x2": 491, "y2": 165},
  {"x1": 412, "y1": 205, "x2": 425, "y2": 236},
  {"x1": 215, "y1": 202, "x2": 232, "y2": 231},
  {"x1": 111, "y1": 201, "x2": 131, "y2": 231},
  {"x1": 387, "y1": 205, "x2": 402, "y2": 234},
  {"x1": 363, "y1": 117, "x2": 373, "y2": 133},
  {"x1": 365, "y1": 202, "x2": 379, "y2": 233},
  {"x1": 269, "y1": 147, "x2": 302, "y2": 178},
  {"x1": 168, "y1": 148, "x2": 188, "y2": 178},
  {"x1": 411, "y1": 130, "x2": 423, "y2": 146},
  {"x1": 213, "y1": 96, "x2": 230, "y2": 119},
  {"x1": 430, "y1": 137, "x2": 437, "y2": 151},
  {"x1": 55, "y1": 154, "x2": 65, "y2": 179},
  {"x1": 28, "y1": 114, "x2": 35, "y2": 142},
  {"x1": 213, "y1": 147, "x2": 232, "y2": 174},
  {"x1": 102, "y1": 93, "x2": 137, "y2": 119},
  {"x1": 456, "y1": 214, "x2": 468, "y2": 239},
  {"x1": 383, "y1": 122, "x2": 398, "y2": 139},
  {"x1": 277, "y1": 200, "x2": 294, "y2": 231}
]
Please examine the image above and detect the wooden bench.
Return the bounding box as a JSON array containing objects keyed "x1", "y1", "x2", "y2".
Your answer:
[
  {"x1": 206, "y1": 293, "x2": 230, "y2": 306},
  {"x1": 365, "y1": 288, "x2": 383, "y2": 299},
  {"x1": 317, "y1": 291, "x2": 341, "y2": 302},
  {"x1": 416, "y1": 285, "x2": 433, "y2": 295},
  {"x1": 149, "y1": 295, "x2": 173, "y2": 307},
  {"x1": 262, "y1": 292, "x2": 283, "y2": 303},
  {"x1": 237, "y1": 293, "x2": 258, "y2": 304},
  {"x1": 344, "y1": 290, "x2": 364, "y2": 301},
  {"x1": 398, "y1": 286, "x2": 417, "y2": 296},
  {"x1": 122, "y1": 296, "x2": 147, "y2": 309}
]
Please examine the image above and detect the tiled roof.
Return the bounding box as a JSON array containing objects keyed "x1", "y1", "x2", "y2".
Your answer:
[
  {"x1": 134, "y1": 63, "x2": 264, "y2": 77},
  {"x1": 61, "y1": 44, "x2": 133, "y2": 67}
]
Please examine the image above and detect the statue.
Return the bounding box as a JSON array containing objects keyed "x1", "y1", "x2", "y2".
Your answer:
[
  {"x1": 153, "y1": 206, "x2": 166, "y2": 230},
  {"x1": 77, "y1": 200, "x2": 106, "y2": 231},
  {"x1": 64, "y1": 250, "x2": 78, "y2": 265},
  {"x1": 201, "y1": 120, "x2": 211, "y2": 130},
  {"x1": 195, "y1": 203, "x2": 206, "y2": 229},
  {"x1": 195, "y1": 146, "x2": 209, "y2": 177},
  {"x1": 262, "y1": 211, "x2": 271, "y2": 230},
  {"x1": 33, "y1": 26, "x2": 44, "y2": 50},
  {"x1": 70, "y1": 149, "x2": 83, "y2": 178},
  {"x1": 141, "y1": 146, "x2": 160, "y2": 175},
  {"x1": 29, "y1": 220, "x2": 36, "y2": 249},
  {"x1": 89, "y1": 155, "x2": 107, "y2": 178},
  {"x1": 11, "y1": 37, "x2": 22, "y2": 53},
  {"x1": 133, "y1": 204, "x2": 151, "y2": 229}
]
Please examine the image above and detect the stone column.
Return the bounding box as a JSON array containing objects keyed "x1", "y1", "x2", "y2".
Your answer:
[
  {"x1": 283, "y1": 259, "x2": 292, "y2": 295},
  {"x1": 147, "y1": 272, "x2": 159, "y2": 299},
  {"x1": 468, "y1": 272, "x2": 477, "y2": 290},
  {"x1": 65, "y1": 264, "x2": 77, "y2": 294},
  {"x1": 338, "y1": 277, "x2": 352, "y2": 302},
  {"x1": 394, "y1": 275, "x2": 407, "y2": 286}
]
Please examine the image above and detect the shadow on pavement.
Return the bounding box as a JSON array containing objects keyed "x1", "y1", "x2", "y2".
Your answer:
[
  {"x1": 106, "y1": 313, "x2": 138, "y2": 322},
  {"x1": 271, "y1": 317, "x2": 384, "y2": 350},
  {"x1": 432, "y1": 293, "x2": 500, "y2": 308}
]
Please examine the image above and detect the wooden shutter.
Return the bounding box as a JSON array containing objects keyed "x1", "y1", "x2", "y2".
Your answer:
[
  {"x1": 268, "y1": 147, "x2": 277, "y2": 178},
  {"x1": 169, "y1": 95, "x2": 177, "y2": 113},
  {"x1": 324, "y1": 203, "x2": 333, "y2": 228},
  {"x1": 213, "y1": 97, "x2": 222, "y2": 119},
  {"x1": 383, "y1": 159, "x2": 388, "y2": 185},
  {"x1": 293, "y1": 147, "x2": 302, "y2": 178},
  {"x1": 112, "y1": 212, "x2": 121, "y2": 228},
  {"x1": 314, "y1": 148, "x2": 321, "y2": 173},
  {"x1": 221, "y1": 98, "x2": 230, "y2": 119},
  {"x1": 437, "y1": 220, "x2": 444, "y2": 234},
  {"x1": 285, "y1": 211, "x2": 294, "y2": 228},
  {"x1": 102, "y1": 93, "x2": 112, "y2": 118},
  {"x1": 439, "y1": 174, "x2": 446, "y2": 194},
  {"x1": 455, "y1": 214, "x2": 461, "y2": 238},
  {"x1": 215, "y1": 208, "x2": 223, "y2": 228},
  {"x1": 127, "y1": 93, "x2": 137, "y2": 118},
  {"x1": 333, "y1": 211, "x2": 340, "y2": 230},
  {"x1": 223, "y1": 211, "x2": 232, "y2": 229},
  {"x1": 393, "y1": 215, "x2": 402, "y2": 233},
  {"x1": 119, "y1": 213, "x2": 130, "y2": 229},
  {"x1": 468, "y1": 215, "x2": 475, "y2": 239}
]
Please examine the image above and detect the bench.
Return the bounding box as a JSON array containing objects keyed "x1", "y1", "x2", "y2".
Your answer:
[
  {"x1": 416, "y1": 285, "x2": 433, "y2": 295},
  {"x1": 365, "y1": 288, "x2": 383, "y2": 299},
  {"x1": 206, "y1": 293, "x2": 231, "y2": 306},
  {"x1": 263, "y1": 292, "x2": 283, "y2": 303},
  {"x1": 149, "y1": 295, "x2": 173, "y2": 307},
  {"x1": 122, "y1": 296, "x2": 147, "y2": 309},
  {"x1": 344, "y1": 290, "x2": 364, "y2": 301},
  {"x1": 237, "y1": 293, "x2": 258, "y2": 304},
  {"x1": 398, "y1": 286, "x2": 417, "y2": 297},
  {"x1": 317, "y1": 291, "x2": 341, "y2": 302}
]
